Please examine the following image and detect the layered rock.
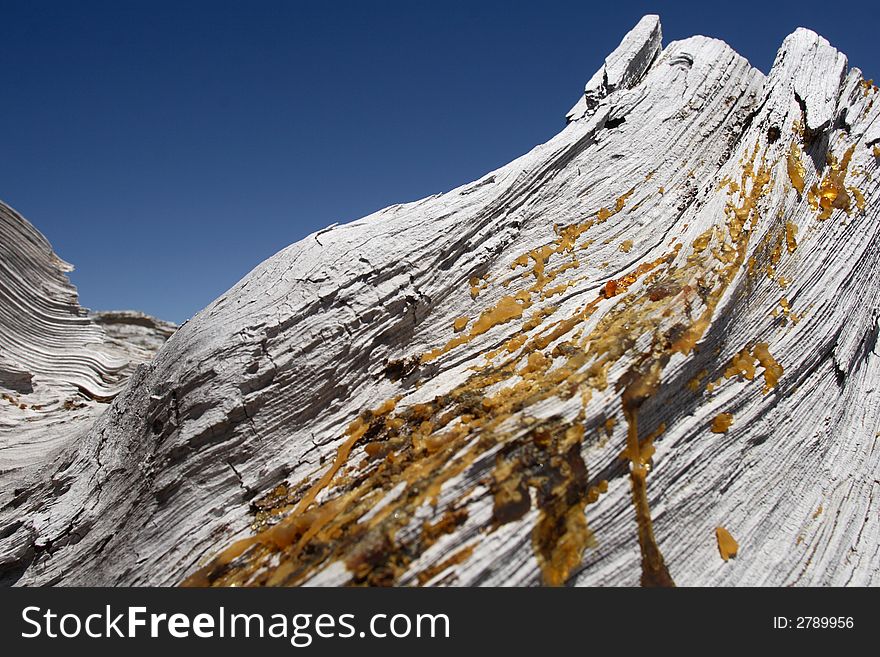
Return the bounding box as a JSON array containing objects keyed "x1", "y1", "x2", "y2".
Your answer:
[{"x1": 1, "y1": 16, "x2": 878, "y2": 587}]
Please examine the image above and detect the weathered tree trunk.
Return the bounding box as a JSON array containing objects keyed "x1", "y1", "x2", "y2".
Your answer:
[
  {"x1": 0, "y1": 201, "x2": 174, "y2": 522},
  {"x1": 2, "y1": 15, "x2": 878, "y2": 587}
]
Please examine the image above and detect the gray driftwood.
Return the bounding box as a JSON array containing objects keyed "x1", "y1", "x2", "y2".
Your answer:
[{"x1": 1, "y1": 16, "x2": 878, "y2": 587}]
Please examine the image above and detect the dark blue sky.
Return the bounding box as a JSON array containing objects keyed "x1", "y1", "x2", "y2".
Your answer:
[{"x1": 1, "y1": 1, "x2": 876, "y2": 324}]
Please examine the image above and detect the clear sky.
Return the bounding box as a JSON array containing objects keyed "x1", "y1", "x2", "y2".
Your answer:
[{"x1": 1, "y1": 0, "x2": 876, "y2": 324}]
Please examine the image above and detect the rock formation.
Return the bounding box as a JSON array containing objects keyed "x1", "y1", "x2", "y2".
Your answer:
[{"x1": 1, "y1": 15, "x2": 878, "y2": 587}]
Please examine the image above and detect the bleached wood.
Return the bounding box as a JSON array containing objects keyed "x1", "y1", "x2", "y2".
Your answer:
[
  {"x1": 1, "y1": 16, "x2": 878, "y2": 587},
  {"x1": 0, "y1": 202, "x2": 174, "y2": 517},
  {"x1": 567, "y1": 15, "x2": 662, "y2": 122}
]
